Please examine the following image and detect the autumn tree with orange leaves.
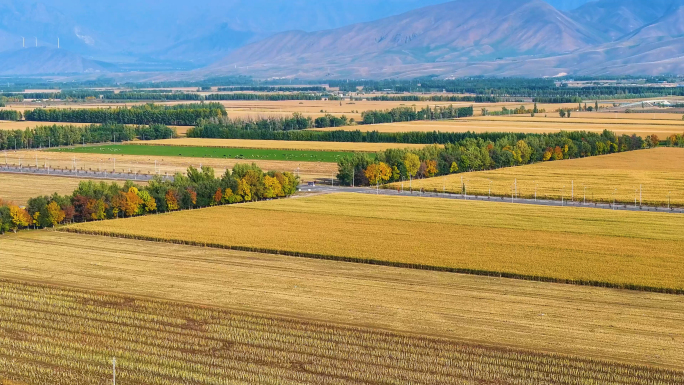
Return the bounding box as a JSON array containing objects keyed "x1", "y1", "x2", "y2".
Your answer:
[{"x1": 364, "y1": 162, "x2": 392, "y2": 186}]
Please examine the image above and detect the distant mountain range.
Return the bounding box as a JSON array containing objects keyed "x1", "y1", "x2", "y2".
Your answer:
[
  {"x1": 0, "y1": 47, "x2": 112, "y2": 76},
  {"x1": 205, "y1": 0, "x2": 684, "y2": 79},
  {"x1": 2, "y1": 0, "x2": 684, "y2": 78},
  {"x1": 0, "y1": 0, "x2": 454, "y2": 74}
]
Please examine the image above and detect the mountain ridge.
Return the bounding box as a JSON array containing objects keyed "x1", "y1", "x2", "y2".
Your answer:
[{"x1": 200, "y1": 0, "x2": 684, "y2": 79}]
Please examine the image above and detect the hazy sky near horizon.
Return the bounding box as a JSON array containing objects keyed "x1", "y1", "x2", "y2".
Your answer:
[{"x1": 0, "y1": 0, "x2": 595, "y2": 55}]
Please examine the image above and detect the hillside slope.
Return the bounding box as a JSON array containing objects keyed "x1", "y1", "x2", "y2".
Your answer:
[
  {"x1": 0, "y1": 47, "x2": 112, "y2": 75},
  {"x1": 201, "y1": 0, "x2": 684, "y2": 79}
]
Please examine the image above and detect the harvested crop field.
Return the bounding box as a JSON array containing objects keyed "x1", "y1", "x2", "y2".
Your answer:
[
  {"x1": 2, "y1": 278, "x2": 682, "y2": 385},
  {"x1": 399, "y1": 147, "x2": 684, "y2": 207},
  {"x1": 0, "y1": 120, "x2": 91, "y2": 131},
  {"x1": 3, "y1": 231, "x2": 684, "y2": 370},
  {"x1": 3, "y1": 149, "x2": 336, "y2": 182},
  {"x1": 67, "y1": 192, "x2": 684, "y2": 292},
  {"x1": 313, "y1": 116, "x2": 684, "y2": 137},
  {"x1": 131, "y1": 138, "x2": 430, "y2": 152},
  {"x1": 0, "y1": 173, "x2": 131, "y2": 206}
]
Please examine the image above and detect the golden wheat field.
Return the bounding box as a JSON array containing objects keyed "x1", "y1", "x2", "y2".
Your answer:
[
  {"x1": 314, "y1": 116, "x2": 684, "y2": 137},
  {"x1": 0, "y1": 174, "x2": 134, "y2": 205},
  {"x1": 68, "y1": 192, "x2": 684, "y2": 291},
  {"x1": 1, "y1": 278, "x2": 682, "y2": 384},
  {"x1": 131, "y1": 138, "x2": 430, "y2": 152},
  {"x1": 2, "y1": 149, "x2": 337, "y2": 181},
  {"x1": 3, "y1": 231, "x2": 684, "y2": 370},
  {"x1": 400, "y1": 147, "x2": 684, "y2": 207},
  {"x1": 0, "y1": 120, "x2": 91, "y2": 131}
]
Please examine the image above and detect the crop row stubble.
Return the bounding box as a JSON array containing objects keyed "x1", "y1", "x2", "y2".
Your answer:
[{"x1": 1, "y1": 279, "x2": 682, "y2": 385}]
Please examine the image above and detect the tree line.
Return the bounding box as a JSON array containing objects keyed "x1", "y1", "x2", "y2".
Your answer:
[
  {"x1": 0, "y1": 123, "x2": 175, "y2": 150},
  {"x1": 186, "y1": 126, "x2": 548, "y2": 144},
  {"x1": 329, "y1": 79, "x2": 684, "y2": 99},
  {"x1": 205, "y1": 93, "x2": 325, "y2": 101},
  {"x1": 2, "y1": 91, "x2": 204, "y2": 101},
  {"x1": 0, "y1": 164, "x2": 298, "y2": 234},
  {"x1": 217, "y1": 86, "x2": 326, "y2": 92},
  {"x1": 23, "y1": 103, "x2": 226, "y2": 126},
  {"x1": 336, "y1": 130, "x2": 660, "y2": 187},
  {"x1": 188, "y1": 106, "x2": 473, "y2": 139},
  {"x1": 3, "y1": 91, "x2": 333, "y2": 102},
  {"x1": 361, "y1": 105, "x2": 473, "y2": 124},
  {"x1": 0, "y1": 110, "x2": 22, "y2": 121},
  {"x1": 189, "y1": 113, "x2": 314, "y2": 137},
  {"x1": 532, "y1": 96, "x2": 583, "y2": 103},
  {"x1": 366, "y1": 95, "x2": 498, "y2": 102}
]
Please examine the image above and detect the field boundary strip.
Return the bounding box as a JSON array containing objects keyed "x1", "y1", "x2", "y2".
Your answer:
[{"x1": 59, "y1": 227, "x2": 684, "y2": 295}]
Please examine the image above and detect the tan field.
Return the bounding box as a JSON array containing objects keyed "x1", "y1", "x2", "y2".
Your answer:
[
  {"x1": 3, "y1": 98, "x2": 681, "y2": 123},
  {"x1": 9, "y1": 279, "x2": 670, "y2": 385},
  {"x1": 2, "y1": 149, "x2": 337, "y2": 181},
  {"x1": 0, "y1": 120, "x2": 91, "y2": 131},
  {"x1": 0, "y1": 174, "x2": 138, "y2": 205},
  {"x1": 400, "y1": 147, "x2": 684, "y2": 207},
  {"x1": 131, "y1": 138, "x2": 430, "y2": 152},
  {"x1": 3, "y1": 231, "x2": 684, "y2": 370},
  {"x1": 0, "y1": 120, "x2": 185, "y2": 137},
  {"x1": 68, "y1": 192, "x2": 684, "y2": 291},
  {"x1": 469, "y1": 114, "x2": 684, "y2": 125},
  {"x1": 314, "y1": 115, "x2": 684, "y2": 137}
]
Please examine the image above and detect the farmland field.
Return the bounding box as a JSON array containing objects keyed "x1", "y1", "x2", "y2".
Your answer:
[
  {"x1": 0, "y1": 174, "x2": 133, "y2": 206},
  {"x1": 49, "y1": 144, "x2": 355, "y2": 163},
  {"x1": 398, "y1": 147, "x2": 684, "y2": 207},
  {"x1": 3, "y1": 149, "x2": 337, "y2": 181},
  {"x1": 67, "y1": 192, "x2": 684, "y2": 291},
  {"x1": 0, "y1": 120, "x2": 91, "y2": 131},
  {"x1": 2, "y1": 231, "x2": 684, "y2": 370},
  {"x1": 132, "y1": 138, "x2": 430, "y2": 152},
  {"x1": 2, "y1": 278, "x2": 682, "y2": 385},
  {"x1": 313, "y1": 115, "x2": 684, "y2": 137}
]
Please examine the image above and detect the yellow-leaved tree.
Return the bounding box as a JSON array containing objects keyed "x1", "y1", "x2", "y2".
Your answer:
[
  {"x1": 123, "y1": 187, "x2": 144, "y2": 217},
  {"x1": 425, "y1": 160, "x2": 438, "y2": 177},
  {"x1": 263, "y1": 176, "x2": 283, "y2": 199},
  {"x1": 9, "y1": 206, "x2": 30, "y2": 232},
  {"x1": 238, "y1": 179, "x2": 252, "y2": 202},
  {"x1": 403, "y1": 153, "x2": 420, "y2": 181},
  {"x1": 166, "y1": 190, "x2": 179, "y2": 211},
  {"x1": 137, "y1": 189, "x2": 157, "y2": 213},
  {"x1": 450, "y1": 162, "x2": 459, "y2": 173},
  {"x1": 46, "y1": 201, "x2": 65, "y2": 227},
  {"x1": 364, "y1": 162, "x2": 392, "y2": 186}
]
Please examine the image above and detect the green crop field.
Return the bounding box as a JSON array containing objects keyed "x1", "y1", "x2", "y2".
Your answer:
[{"x1": 48, "y1": 144, "x2": 359, "y2": 163}]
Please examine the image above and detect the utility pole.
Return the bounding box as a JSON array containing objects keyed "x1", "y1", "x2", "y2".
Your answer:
[
  {"x1": 514, "y1": 178, "x2": 517, "y2": 198},
  {"x1": 562, "y1": 186, "x2": 565, "y2": 206},
  {"x1": 464, "y1": 180, "x2": 467, "y2": 200},
  {"x1": 112, "y1": 357, "x2": 116, "y2": 385}
]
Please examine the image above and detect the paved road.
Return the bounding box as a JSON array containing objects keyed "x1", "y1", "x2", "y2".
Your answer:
[
  {"x1": 3, "y1": 167, "x2": 680, "y2": 214},
  {"x1": 300, "y1": 184, "x2": 684, "y2": 214},
  {"x1": 0, "y1": 165, "x2": 173, "y2": 182}
]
